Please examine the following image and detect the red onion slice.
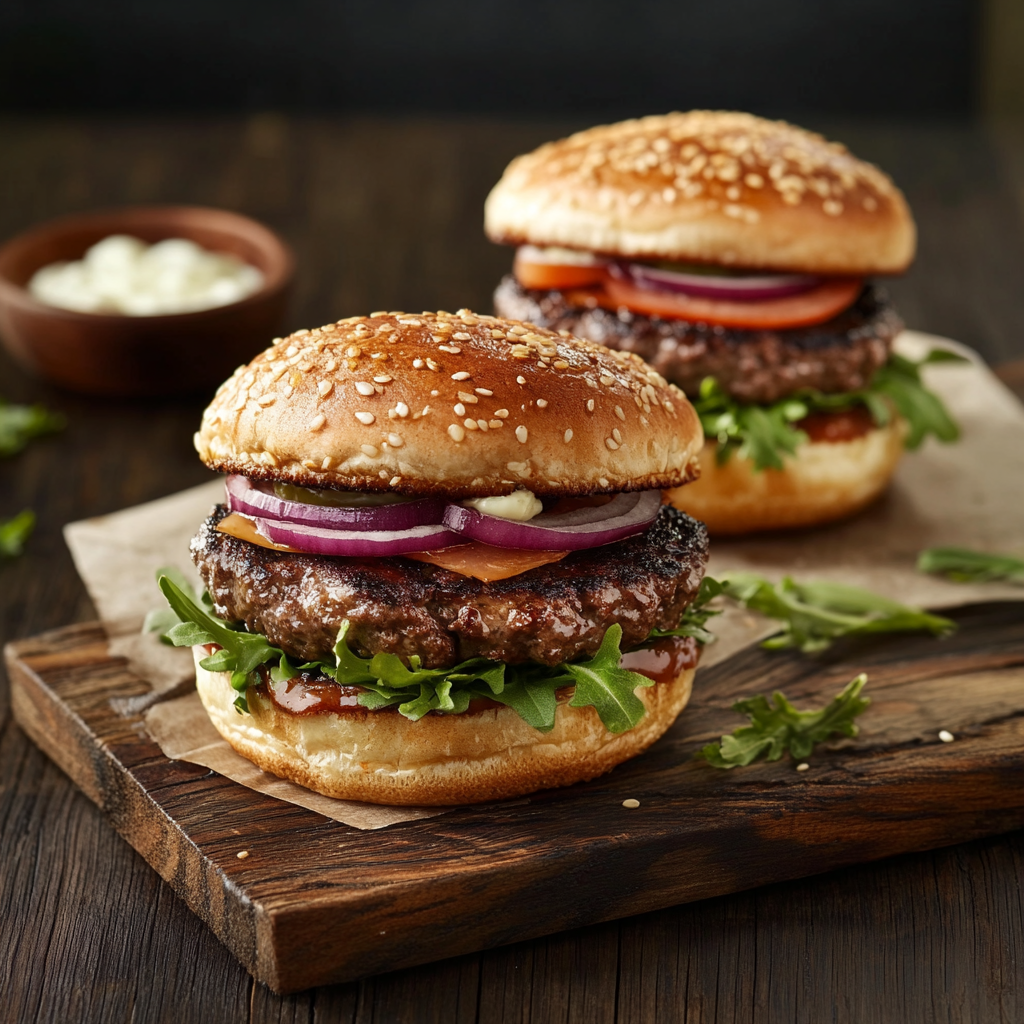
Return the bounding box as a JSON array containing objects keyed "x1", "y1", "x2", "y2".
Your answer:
[
  {"x1": 442, "y1": 490, "x2": 662, "y2": 550},
  {"x1": 612, "y1": 262, "x2": 819, "y2": 301},
  {"x1": 226, "y1": 475, "x2": 446, "y2": 531},
  {"x1": 254, "y1": 517, "x2": 463, "y2": 557}
]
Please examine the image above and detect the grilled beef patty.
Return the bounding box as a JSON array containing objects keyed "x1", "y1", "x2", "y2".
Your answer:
[
  {"x1": 494, "y1": 277, "x2": 903, "y2": 404},
  {"x1": 192, "y1": 504, "x2": 708, "y2": 670}
]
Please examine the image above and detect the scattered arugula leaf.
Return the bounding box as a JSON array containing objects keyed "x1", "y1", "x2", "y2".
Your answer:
[
  {"x1": 699, "y1": 673, "x2": 870, "y2": 768},
  {"x1": 692, "y1": 348, "x2": 966, "y2": 471},
  {"x1": 917, "y1": 546, "x2": 1024, "y2": 585},
  {"x1": 719, "y1": 573, "x2": 956, "y2": 652},
  {"x1": 154, "y1": 573, "x2": 661, "y2": 732},
  {"x1": 0, "y1": 399, "x2": 65, "y2": 458},
  {"x1": 0, "y1": 509, "x2": 35, "y2": 558}
]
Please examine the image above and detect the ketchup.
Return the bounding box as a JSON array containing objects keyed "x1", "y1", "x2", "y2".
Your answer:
[
  {"x1": 797, "y1": 406, "x2": 875, "y2": 444},
  {"x1": 619, "y1": 635, "x2": 700, "y2": 683}
]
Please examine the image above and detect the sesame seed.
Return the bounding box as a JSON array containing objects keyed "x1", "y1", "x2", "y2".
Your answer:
[
  {"x1": 395, "y1": 402, "x2": 409, "y2": 417},
  {"x1": 553, "y1": 360, "x2": 569, "y2": 369},
  {"x1": 309, "y1": 413, "x2": 326, "y2": 431},
  {"x1": 454, "y1": 403, "x2": 466, "y2": 416},
  {"x1": 318, "y1": 380, "x2": 335, "y2": 397},
  {"x1": 438, "y1": 345, "x2": 461, "y2": 354},
  {"x1": 413, "y1": 359, "x2": 424, "y2": 368},
  {"x1": 346, "y1": 346, "x2": 361, "y2": 358},
  {"x1": 600, "y1": 375, "x2": 615, "y2": 387},
  {"x1": 448, "y1": 424, "x2": 465, "y2": 442},
  {"x1": 489, "y1": 420, "x2": 503, "y2": 429},
  {"x1": 587, "y1": 399, "x2": 595, "y2": 412},
  {"x1": 536, "y1": 399, "x2": 548, "y2": 408},
  {"x1": 458, "y1": 391, "x2": 478, "y2": 404},
  {"x1": 321, "y1": 456, "x2": 332, "y2": 470},
  {"x1": 388, "y1": 433, "x2": 403, "y2": 447},
  {"x1": 515, "y1": 376, "x2": 526, "y2": 386},
  {"x1": 390, "y1": 476, "x2": 402, "y2": 487},
  {"x1": 516, "y1": 425, "x2": 528, "y2": 443},
  {"x1": 613, "y1": 428, "x2": 622, "y2": 443},
  {"x1": 564, "y1": 429, "x2": 573, "y2": 443},
  {"x1": 621, "y1": 799, "x2": 640, "y2": 809},
  {"x1": 452, "y1": 332, "x2": 472, "y2": 341},
  {"x1": 464, "y1": 419, "x2": 478, "y2": 431},
  {"x1": 475, "y1": 388, "x2": 493, "y2": 396},
  {"x1": 257, "y1": 394, "x2": 276, "y2": 406},
  {"x1": 494, "y1": 409, "x2": 509, "y2": 418},
  {"x1": 361, "y1": 444, "x2": 379, "y2": 457},
  {"x1": 237, "y1": 850, "x2": 250, "y2": 859},
  {"x1": 605, "y1": 437, "x2": 619, "y2": 450},
  {"x1": 614, "y1": 405, "x2": 625, "y2": 420},
  {"x1": 374, "y1": 375, "x2": 392, "y2": 383},
  {"x1": 796, "y1": 763, "x2": 810, "y2": 772},
  {"x1": 452, "y1": 371, "x2": 471, "y2": 381},
  {"x1": 598, "y1": 477, "x2": 609, "y2": 487},
  {"x1": 476, "y1": 419, "x2": 488, "y2": 431},
  {"x1": 355, "y1": 411, "x2": 375, "y2": 425},
  {"x1": 939, "y1": 730, "x2": 954, "y2": 743}
]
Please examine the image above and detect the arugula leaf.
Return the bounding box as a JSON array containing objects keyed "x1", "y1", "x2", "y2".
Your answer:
[
  {"x1": 649, "y1": 575, "x2": 724, "y2": 645},
  {"x1": 158, "y1": 574, "x2": 288, "y2": 678},
  {"x1": 917, "y1": 546, "x2": 1024, "y2": 585},
  {"x1": 691, "y1": 348, "x2": 966, "y2": 471},
  {"x1": 700, "y1": 673, "x2": 870, "y2": 768},
  {"x1": 0, "y1": 509, "x2": 35, "y2": 558},
  {"x1": 0, "y1": 399, "x2": 65, "y2": 458},
  {"x1": 567, "y1": 624, "x2": 655, "y2": 733},
  {"x1": 720, "y1": 573, "x2": 956, "y2": 652}
]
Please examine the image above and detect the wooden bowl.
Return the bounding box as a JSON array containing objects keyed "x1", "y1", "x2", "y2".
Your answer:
[{"x1": 0, "y1": 206, "x2": 294, "y2": 397}]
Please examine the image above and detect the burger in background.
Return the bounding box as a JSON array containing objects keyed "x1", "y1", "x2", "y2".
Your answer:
[
  {"x1": 158, "y1": 310, "x2": 711, "y2": 805},
  {"x1": 487, "y1": 111, "x2": 961, "y2": 535}
]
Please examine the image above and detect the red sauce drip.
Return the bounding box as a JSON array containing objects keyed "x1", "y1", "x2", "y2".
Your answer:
[
  {"x1": 253, "y1": 667, "x2": 364, "y2": 716},
  {"x1": 797, "y1": 406, "x2": 875, "y2": 444},
  {"x1": 619, "y1": 635, "x2": 700, "y2": 684}
]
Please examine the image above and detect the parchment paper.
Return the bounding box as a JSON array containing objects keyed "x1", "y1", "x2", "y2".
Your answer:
[{"x1": 62, "y1": 330, "x2": 1024, "y2": 827}]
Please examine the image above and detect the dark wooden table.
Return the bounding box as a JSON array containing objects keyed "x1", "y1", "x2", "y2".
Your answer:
[{"x1": 1, "y1": 114, "x2": 1023, "y2": 1024}]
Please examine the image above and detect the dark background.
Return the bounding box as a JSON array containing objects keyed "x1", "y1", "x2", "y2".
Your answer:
[{"x1": 0, "y1": 0, "x2": 985, "y2": 118}]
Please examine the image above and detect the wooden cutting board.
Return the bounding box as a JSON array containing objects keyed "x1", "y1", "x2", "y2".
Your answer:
[{"x1": 6, "y1": 601, "x2": 1024, "y2": 994}]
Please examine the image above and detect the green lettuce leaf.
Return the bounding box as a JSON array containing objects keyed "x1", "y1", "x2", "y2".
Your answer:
[
  {"x1": 700, "y1": 673, "x2": 870, "y2": 768},
  {"x1": 917, "y1": 546, "x2": 1024, "y2": 585},
  {"x1": 649, "y1": 576, "x2": 724, "y2": 645},
  {"x1": 720, "y1": 574, "x2": 956, "y2": 652},
  {"x1": 692, "y1": 348, "x2": 966, "y2": 471}
]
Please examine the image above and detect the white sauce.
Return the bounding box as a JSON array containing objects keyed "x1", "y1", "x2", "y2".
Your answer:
[
  {"x1": 28, "y1": 234, "x2": 264, "y2": 315},
  {"x1": 517, "y1": 244, "x2": 604, "y2": 266},
  {"x1": 463, "y1": 489, "x2": 543, "y2": 521}
]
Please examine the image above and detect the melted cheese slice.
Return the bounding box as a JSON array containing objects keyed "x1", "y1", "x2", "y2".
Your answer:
[
  {"x1": 403, "y1": 542, "x2": 569, "y2": 582},
  {"x1": 216, "y1": 512, "x2": 302, "y2": 552},
  {"x1": 216, "y1": 512, "x2": 568, "y2": 581}
]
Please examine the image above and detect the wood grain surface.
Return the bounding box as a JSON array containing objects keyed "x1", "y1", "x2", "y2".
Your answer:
[
  {"x1": 7, "y1": 602, "x2": 1024, "y2": 994},
  {"x1": 1, "y1": 114, "x2": 1024, "y2": 1022}
]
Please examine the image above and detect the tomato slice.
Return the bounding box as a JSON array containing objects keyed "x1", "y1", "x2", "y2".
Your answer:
[
  {"x1": 513, "y1": 256, "x2": 609, "y2": 291},
  {"x1": 591, "y1": 276, "x2": 862, "y2": 330},
  {"x1": 404, "y1": 541, "x2": 569, "y2": 582}
]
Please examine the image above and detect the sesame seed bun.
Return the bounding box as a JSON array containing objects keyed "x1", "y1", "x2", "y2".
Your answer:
[
  {"x1": 485, "y1": 111, "x2": 916, "y2": 276},
  {"x1": 195, "y1": 310, "x2": 703, "y2": 497},
  {"x1": 193, "y1": 648, "x2": 695, "y2": 805},
  {"x1": 667, "y1": 419, "x2": 906, "y2": 535}
]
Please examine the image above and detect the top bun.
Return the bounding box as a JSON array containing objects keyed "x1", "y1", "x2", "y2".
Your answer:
[
  {"x1": 485, "y1": 111, "x2": 916, "y2": 276},
  {"x1": 195, "y1": 310, "x2": 703, "y2": 497}
]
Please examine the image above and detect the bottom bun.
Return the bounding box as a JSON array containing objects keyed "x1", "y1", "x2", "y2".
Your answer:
[
  {"x1": 194, "y1": 650, "x2": 695, "y2": 805},
  {"x1": 668, "y1": 419, "x2": 905, "y2": 536}
]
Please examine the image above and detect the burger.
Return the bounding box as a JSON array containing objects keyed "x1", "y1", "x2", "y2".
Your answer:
[
  {"x1": 486, "y1": 111, "x2": 960, "y2": 535},
  {"x1": 158, "y1": 310, "x2": 710, "y2": 805}
]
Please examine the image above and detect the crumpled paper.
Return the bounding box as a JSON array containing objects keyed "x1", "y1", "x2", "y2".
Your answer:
[{"x1": 62, "y1": 330, "x2": 1023, "y2": 828}]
